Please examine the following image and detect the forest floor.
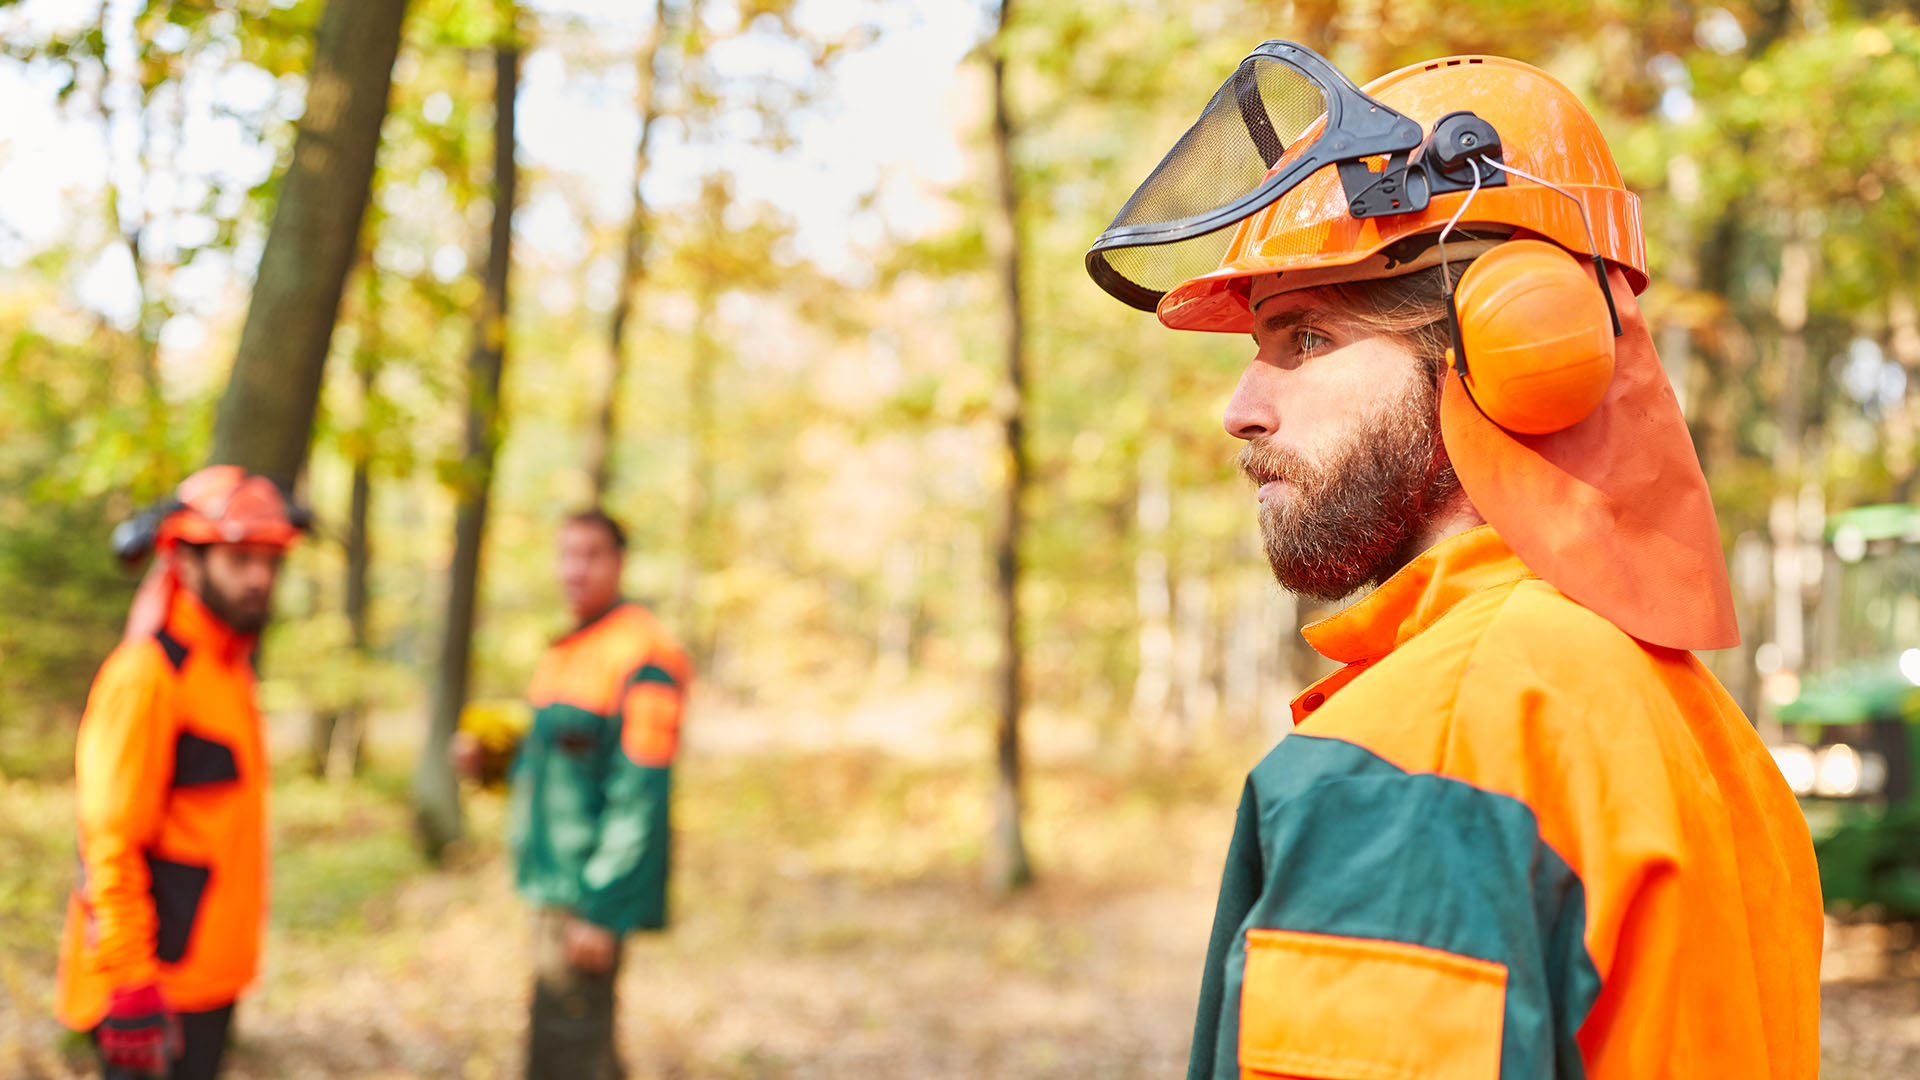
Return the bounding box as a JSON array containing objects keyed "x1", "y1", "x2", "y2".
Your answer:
[{"x1": 3, "y1": 745, "x2": 1919, "y2": 1078}]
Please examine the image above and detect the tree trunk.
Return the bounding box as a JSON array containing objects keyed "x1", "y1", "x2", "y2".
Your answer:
[
  {"x1": 1259, "y1": 582, "x2": 1297, "y2": 739},
  {"x1": 983, "y1": 0, "x2": 1032, "y2": 894},
  {"x1": 1660, "y1": 153, "x2": 1701, "y2": 414},
  {"x1": 1729, "y1": 531, "x2": 1771, "y2": 724},
  {"x1": 415, "y1": 39, "x2": 519, "y2": 861},
  {"x1": 1131, "y1": 437, "x2": 1174, "y2": 738},
  {"x1": 1768, "y1": 236, "x2": 1813, "y2": 675},
  {"x1": 875, "y1": 538, "x2": 918, "y2": 685},
  {"x1": 1172, "y1": 553, "x2": 1218, "y2": 740},
  {"x1": 311, "y1": 279, "x2": 380, "y2": 779},
  {"x1": 1886, "y1": 293, "x2": 1920, "y2": 501},
  {"x1": 92, "y1": 0, "x2": 165, "y2": 414},
  {"x1": 684, "y1": 279, "x2": 716, "y2": 669},
  {"x1": 678, "y1": 176, "x2": 726, "y2": 674},
  {"x1": 208, "y1": 0, "x2": 411, "y2": 490},
  {"x1": 335, "y1": 424, "x2": 374, "y2": 779},
  {"x1": 307, "y1": 712, "x2": 337, "y2": 778},
  {"x1": 1221, "y1": 562, "x2": 1265, "y2": 741},
  {"x1": 584, "y1": 0, "x2": 671, "y2": 500},
  {"x1": 309, "y1": 450, "x2": 373, "y2": 778}
]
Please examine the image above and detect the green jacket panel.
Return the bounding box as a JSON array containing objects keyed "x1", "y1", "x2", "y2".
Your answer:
[{"x1": 509, "y1": 603, "x2": 689, "y2": 934}]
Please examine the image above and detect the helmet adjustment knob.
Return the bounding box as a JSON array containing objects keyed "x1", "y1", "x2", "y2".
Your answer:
[{"x1": 1428, "y1": 111, "x2": 1503, "y2": 177}]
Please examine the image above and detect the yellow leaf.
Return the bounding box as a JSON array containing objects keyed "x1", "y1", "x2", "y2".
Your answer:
[{"x1": 1856, "y1": 26, "x2": 1894, "y2": 58}]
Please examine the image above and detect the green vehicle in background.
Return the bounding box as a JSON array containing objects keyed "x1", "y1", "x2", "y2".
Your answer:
[{"x1": 1768, "y1": 503, "x2": 1920, "y2": 914}]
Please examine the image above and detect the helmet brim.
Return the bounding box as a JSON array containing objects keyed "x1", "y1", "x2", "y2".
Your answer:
[{"x1": 1158, "y1": 183, "x2": 1647, "y2": 333}]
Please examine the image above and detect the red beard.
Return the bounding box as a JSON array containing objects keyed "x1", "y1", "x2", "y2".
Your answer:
[{"x1": 1238, "y1": 370, "x2": 1462, "y2": 601}]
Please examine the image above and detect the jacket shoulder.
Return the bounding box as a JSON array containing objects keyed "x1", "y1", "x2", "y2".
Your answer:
[
  {"x1": 78, "y1": 636, "x2": 181, "y2": 737},
  {"x1": 606, "y1": 604, "x2": 689, "y2": 672},
  {"x1": 1484, "y1": 578, "x2": 1675, "y2": 679},
  {"x1": 1299, "y1": 579, "x2": 1699, "y2": 778},
  {"x1": 540, "y1": 605, "x2": 690, "y2": 706},
  {"x1": 1466, "y1": 579, "x2": 1709, "y2": 742},
  {"x1": 94, "y1": 634, "x2": 182, "y2": 691}
]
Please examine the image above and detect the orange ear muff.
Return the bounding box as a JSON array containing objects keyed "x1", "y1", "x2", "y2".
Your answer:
[{"x1": 1446, "y1": 239, "x2": 1615, "y2": 435}]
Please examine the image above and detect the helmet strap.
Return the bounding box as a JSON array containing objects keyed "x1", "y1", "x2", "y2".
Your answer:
[
  {"x1": 1484, "y1": 158, "x2": 1623, "y2": 337},
  {"x1": 1437, "y1": 157, "x2": 1485, "y2": 383}
]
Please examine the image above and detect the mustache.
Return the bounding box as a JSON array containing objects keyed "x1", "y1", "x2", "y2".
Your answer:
[{"x1": 1237, "y1": 438, "x2": 1313, "y2": 487}]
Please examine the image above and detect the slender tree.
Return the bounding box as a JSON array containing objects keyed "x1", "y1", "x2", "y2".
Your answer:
[
  {"x1": 208, "y1": 0, "x2": 412, "y2": 490},
  {"x1": 678, "y1": 175, "x2": 726, "y2": 671},
  {"x1": 983, "y1": 0, "x2": 1032, "y2": 893},
  {"x1": 1888, "y1": 292, "x2": 1920, "y2": 502},
  {"x1": 415, "y1": 30, "x2": 520, "y2": 859},
  {"x1": 337, "y1": 400, "x2": 374, "y2": 776},
  {"x1": 585, "y1": 0, "x2": 673, "y2": 501},
  {"x1": 309, "y1": 264, "x2": 382, "y2": 778},
  {"x1": 1131, "y1": 436, "x2": 1174, "y2": 733},
  {"x1": 1768, "y1": 235, "x2": 1814, "y2": 674}
]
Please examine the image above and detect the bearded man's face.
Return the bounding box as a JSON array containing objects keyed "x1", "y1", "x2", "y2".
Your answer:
[
  {"x1": 174, "y1": 542, "x2": 283, "y2": 636},
  {"x1": 1225, "y1": 280, "x2": 1463, "y2": 601}
]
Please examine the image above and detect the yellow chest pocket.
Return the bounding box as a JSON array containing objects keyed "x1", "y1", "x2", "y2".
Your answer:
[{"x1": 1239, "y1": 929, "x2": 1507, "y2": 1080}]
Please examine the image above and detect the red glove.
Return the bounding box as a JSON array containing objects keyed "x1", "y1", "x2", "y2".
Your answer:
[{"x1": 98, "y1": 982, "x2": 180, "y2": 1076}]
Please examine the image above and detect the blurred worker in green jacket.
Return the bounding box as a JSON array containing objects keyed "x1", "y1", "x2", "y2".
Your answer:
[{"x1": 456, "y1": 507, "x2": 691, "y2": 1080}]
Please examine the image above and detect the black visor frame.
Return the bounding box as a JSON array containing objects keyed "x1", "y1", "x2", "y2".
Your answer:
[{"x1": 1086, "y1": 41, "x2": 1428, "y2": 313}]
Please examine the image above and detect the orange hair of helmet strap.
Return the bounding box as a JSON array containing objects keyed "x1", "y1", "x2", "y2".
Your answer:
[{"x1": 1447, "y1": 240, "x2": 1616, "y2": 435}]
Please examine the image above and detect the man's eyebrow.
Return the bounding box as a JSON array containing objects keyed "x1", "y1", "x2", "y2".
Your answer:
[{"x1": 1251, "y1": 302, "x2": 1314, "y2": 335}]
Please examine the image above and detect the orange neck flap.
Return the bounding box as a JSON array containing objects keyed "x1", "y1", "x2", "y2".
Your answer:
[
  {"x1": 122, "y1": 558, "x2": 179, "y2": 644},
  {"x1": 1438, "y1": 264, "x2": 1738, "y2": 652}
]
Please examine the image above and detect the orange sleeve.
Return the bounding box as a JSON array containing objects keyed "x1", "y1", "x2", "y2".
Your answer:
[
  {"x1": 619, "y1": 644, "x2": 689, "y2": 768},
  {"x1": 73, "y1": 644, "x2": 176, "y2": 986}
]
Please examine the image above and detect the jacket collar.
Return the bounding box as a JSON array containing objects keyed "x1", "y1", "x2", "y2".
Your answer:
[
  {"x1": 1301, "y1": 525, "x2": 1534, "y2": 665},
  {"x1": 560, "y1": 598, "x2": 630, "y2": 644},
  {"x1": 165, "y1": 584, "x2": 254, "y2": 664}
]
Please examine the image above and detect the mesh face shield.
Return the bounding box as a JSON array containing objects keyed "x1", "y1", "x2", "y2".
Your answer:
[{"x1": 1087, "y1": 41, "x2": 1431, "y2": 312}]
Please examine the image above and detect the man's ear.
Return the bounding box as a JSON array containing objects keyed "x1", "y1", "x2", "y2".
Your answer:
[{"x1": 171, "y1": 545, "x2": 207, "y2": 591}]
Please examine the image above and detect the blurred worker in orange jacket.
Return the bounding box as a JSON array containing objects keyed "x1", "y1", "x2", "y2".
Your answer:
[
  {"x1": 57, "y1": 466, "x2": 304, "y2": 1080},
  {"x1": 455, "y1": 507, "x2": 690, "y2": 1080},
  {"x1": 1088, "y1": 45, "x2": 1822, "y2": 1078}
]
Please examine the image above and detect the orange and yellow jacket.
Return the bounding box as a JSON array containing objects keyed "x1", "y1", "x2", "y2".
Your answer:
[
  {"x1": 57, "y1": 587, "x2": 268, "y2": 1031},
  {"x1": 1190, "y1": 526, "x2": 1822, "y2": 1080},
  {"x1": 509, "y1": 601, "x2": 690, "y2": 934}
]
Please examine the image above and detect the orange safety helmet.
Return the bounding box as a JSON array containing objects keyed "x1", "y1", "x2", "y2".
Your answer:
[
  {"x1": 111, "y1": 466, "x2": 306, "y2": 560},
  {"x1": 1087, "y1": 45, "x2": 1737, "y2": 652},
  {"x1": 155, "y1": 466, "x2": 304, "y2": 550},
  {"x1": 114, "y1": 466, "x2": 306, "y2": 641},
  {"x1": 1150, "y1": 56, "x2": 1647, "y2": 331}
]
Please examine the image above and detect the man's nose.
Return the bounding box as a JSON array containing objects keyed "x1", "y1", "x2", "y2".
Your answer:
[{"x1": 1223, "y1": 360, "x2": 1283, "y2": 441}]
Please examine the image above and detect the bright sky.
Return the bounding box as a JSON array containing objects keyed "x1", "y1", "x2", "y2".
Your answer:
[
  {"x1": 518, "y1": 0, "x2": 980, "y2": 268},
  {"x1": 0, "y1": 0, "x2": 981, "y2": 339}
]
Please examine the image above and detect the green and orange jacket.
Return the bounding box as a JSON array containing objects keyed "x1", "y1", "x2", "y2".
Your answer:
[
  {"x1": 1190, "y1": 526, "x2": 1822, "y2": 1080},
  {"x1": 510, "y1": 600, "x2": 690, "y2": 934},
  {"x1": 57, "y1": 587, "x2": 269, "y2": 1030}
]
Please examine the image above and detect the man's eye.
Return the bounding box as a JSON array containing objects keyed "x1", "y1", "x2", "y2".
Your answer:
[{"x1": 1297, "y1": 329, "x2": 1329, "y2": 354}]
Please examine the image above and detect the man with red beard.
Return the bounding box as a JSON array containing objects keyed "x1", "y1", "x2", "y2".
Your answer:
[
  {"x1": 57, "y1": 467, "x2": 303, "y2": 1080},
  {"x1": 1088, "y1": 45, "x2": 1822, "y2": 1079},
  {"x1": 1231, "y1": 270, "x2": 1471, "y2": 601}
]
